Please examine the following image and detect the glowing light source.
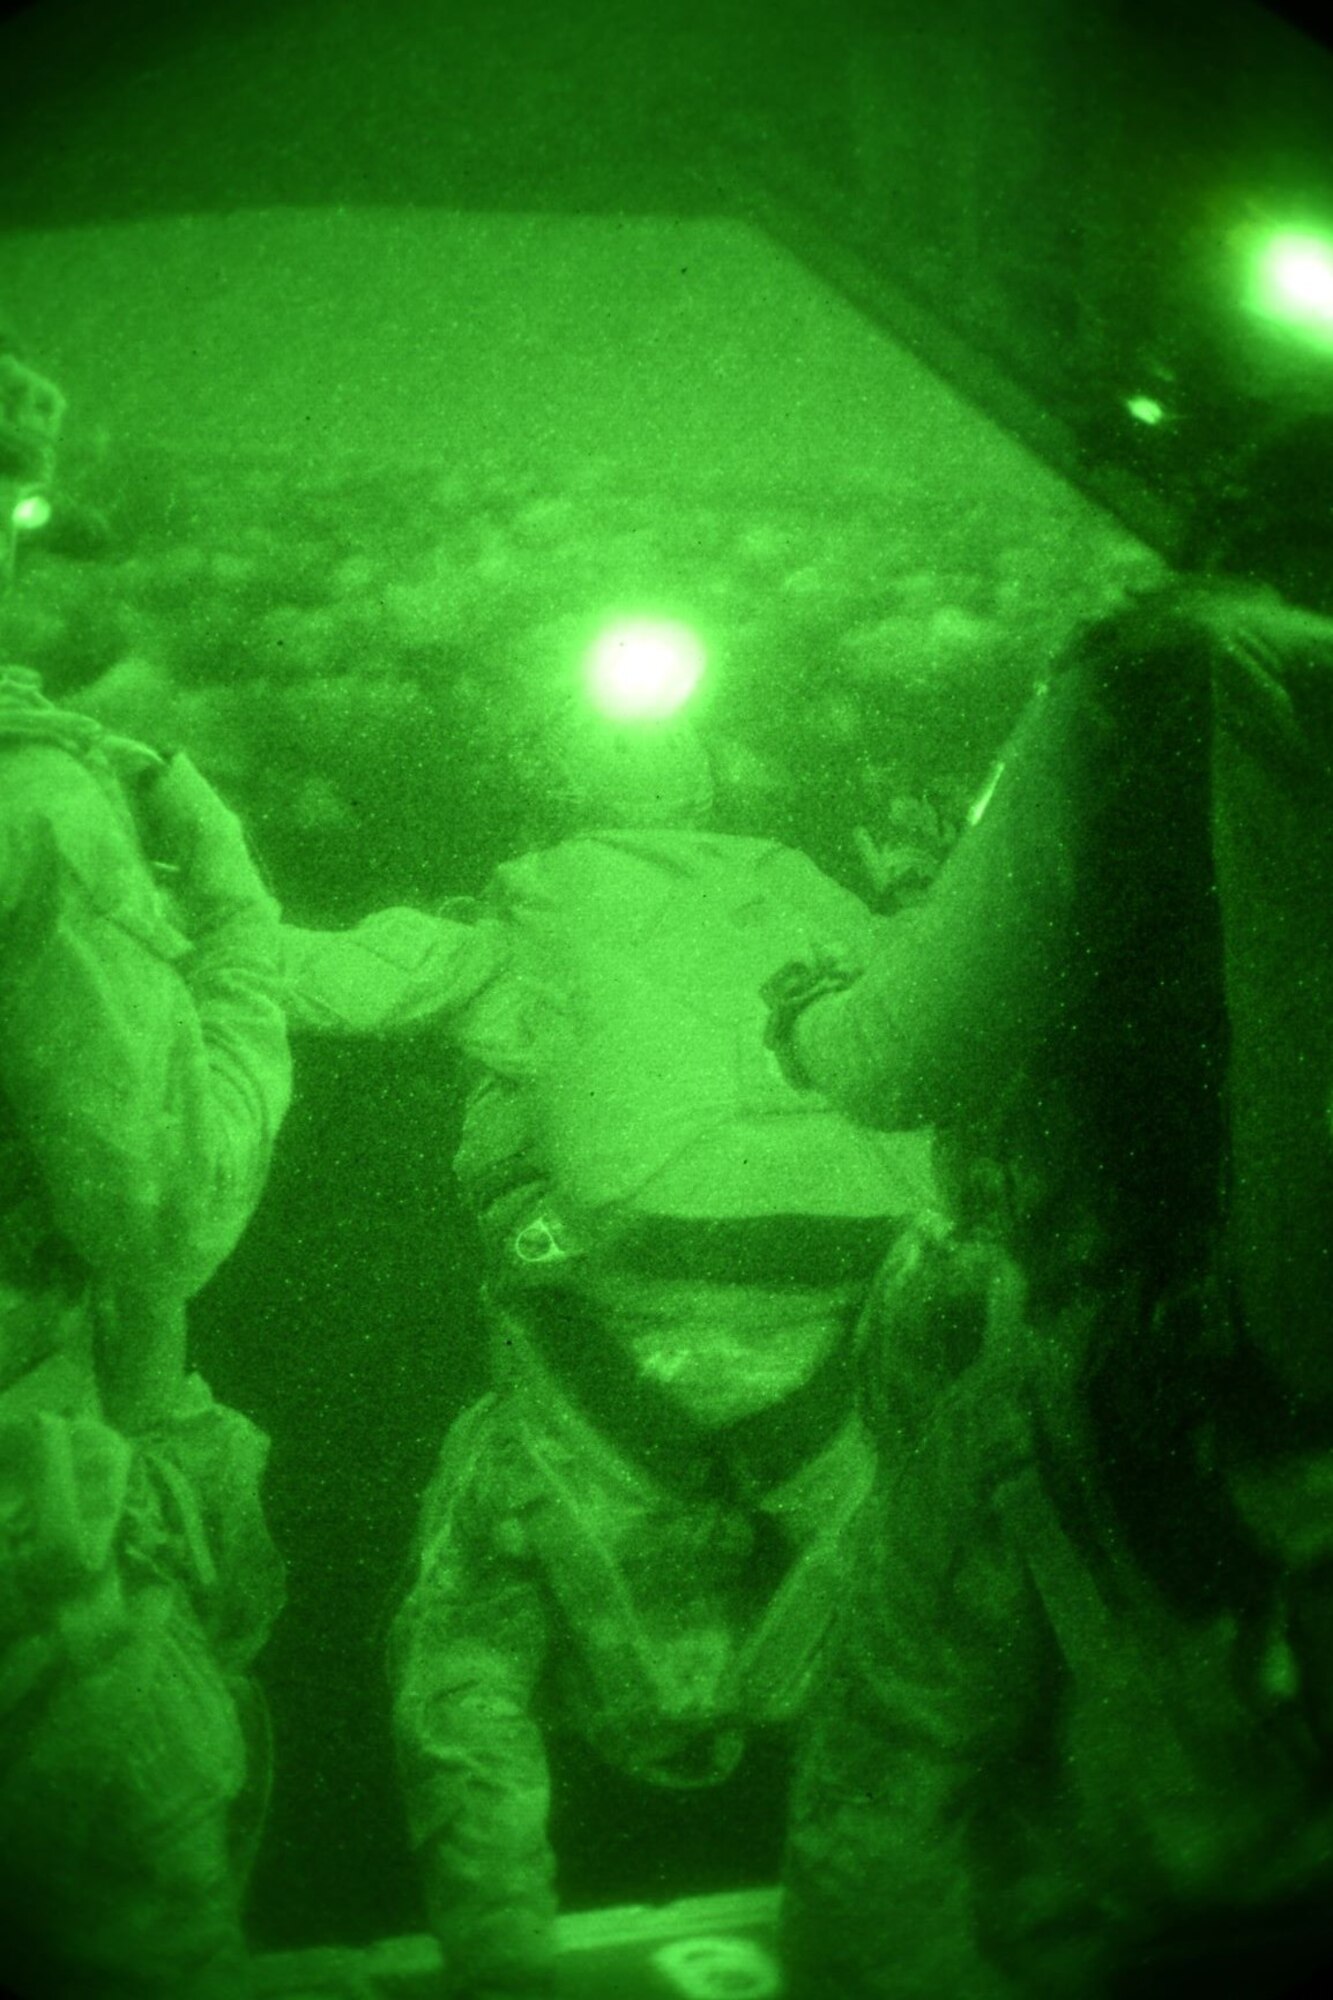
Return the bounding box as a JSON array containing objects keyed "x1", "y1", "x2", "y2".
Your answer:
[
  {"x1": 1253, "y1": 231, "x2": 1333, "y2": 340},
  {"x1": 1126, "y1": 396, "x2": 1165, "y2": 426},
  {"x1": 967, "y1": 759, "x2": 1005, "y2": 827},
  {"x1": 11, "y1": 493, "x2": 52, "y2": 533},
  {"x1": 584, "y1": 619, "x2": 706, "y2": 721}
]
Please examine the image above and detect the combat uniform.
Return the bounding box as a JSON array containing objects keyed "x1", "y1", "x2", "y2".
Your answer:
[
  {"x1": 286, "y1": 826, "x2": 940, "y2": 1999},
  {"x1": 776, "y1": 587, "x2": 1333, "y2": 1997},
  {"x1": 1, "y1": 670, "x2": 291, "y2": 2000}
]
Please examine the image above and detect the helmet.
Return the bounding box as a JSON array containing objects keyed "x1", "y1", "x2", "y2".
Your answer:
[{"x1": 541, "y1": 708, "x2": 715, "y2": 833}]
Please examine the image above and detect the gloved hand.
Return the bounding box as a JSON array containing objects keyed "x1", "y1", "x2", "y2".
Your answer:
[
  {"x1": 760, "y1": 952, "x2": 861, "y2": 1090},
  {"x1": 134, "y1": 752, "x2": 276, "y2": 934}
]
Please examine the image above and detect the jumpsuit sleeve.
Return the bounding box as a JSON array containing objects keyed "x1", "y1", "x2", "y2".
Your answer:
[
  {"x1": 790, "y1": 591, "x2": 1229, "y2": 1135},
  {"x1": 0, "y1": 749, "x2": 291, "y2": 1301},
  {"x1": 281, "y1": 907, "x2": 508, "y2": 1037},
  {"x1": 790, "y1": 674, "x2": 1088, "y2": 1134}
]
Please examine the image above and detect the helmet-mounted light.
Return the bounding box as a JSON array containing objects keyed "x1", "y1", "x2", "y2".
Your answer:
[{"x1": 583, "y1": 618, "x2": 706, "y2": 723}]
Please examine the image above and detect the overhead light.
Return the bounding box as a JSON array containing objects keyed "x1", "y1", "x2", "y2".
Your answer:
[{"x1": 1251, "y1": 229, "x2": 1333, "y2": 341}]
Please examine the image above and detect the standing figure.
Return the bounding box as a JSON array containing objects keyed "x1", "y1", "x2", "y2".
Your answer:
[
  {"x1": 769, "y1": 426, "x2": 1333, "y2": 1998},
  {"x1": 284, "y1": 710, "x2": 939, "y2": 1999},
  {"x1": 1, "y1": 345, "x2": 291, "y2": 1999}
]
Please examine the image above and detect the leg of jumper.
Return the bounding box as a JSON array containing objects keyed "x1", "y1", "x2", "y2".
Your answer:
[
  {"x1": 389, "y1": 1396, "x2": 557, "y2": 2000},
  {"x1": 0, "y1": 1584, "x2": 254, "y2": 2000},
  {"x1": 780, "y1": 1346, "x2": 1114, "y2": 2000}
]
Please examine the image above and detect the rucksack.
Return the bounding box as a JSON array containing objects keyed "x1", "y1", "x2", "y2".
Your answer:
[{"x1": 456, "y1": 828, "x2": 939, "y2": 1260}]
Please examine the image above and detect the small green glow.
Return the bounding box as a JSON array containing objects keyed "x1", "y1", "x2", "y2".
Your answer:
[
  {"x1": 967, "y1": 758, "x2": 1005, "y2": 827},
  {"x1": 1253, "y1": 231, "x2": 1333, "y2": 339},
  {"x1": 585, "y1": 619, "x2": 706, "y2": 721},
  {"x1": 11, "y1": 493, "x2": 52, "y2": 533},
  {"x1": 1126, "y1": 396, "x2": 1165, "y2": 426}
]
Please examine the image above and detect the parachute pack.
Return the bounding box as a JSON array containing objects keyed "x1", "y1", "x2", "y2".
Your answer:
[{"x1": 457, "y1": 829, "x2": 939, "y2": 1264}]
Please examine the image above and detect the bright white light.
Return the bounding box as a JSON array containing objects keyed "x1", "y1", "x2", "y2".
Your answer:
[
  {"x1": 11, "y1": 493, "x2": 52, "y2": 533},
  {"x1": 585, "y1": 619, "x2": 706, "y2": 721},
  {"x1": 1253, "y1": 231, "x2": 1333, "y2": 337},
  {"x1": 1270, "y1": 241, "x2": 1333, "y2": 315},
  {"x1": 1126, "y1": 396, "x2": 1165, "y2": 426}
]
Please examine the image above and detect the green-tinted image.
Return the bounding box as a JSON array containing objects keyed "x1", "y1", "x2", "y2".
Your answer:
[{"x1": 2, "y1": 4, "x2": 1333, "y2": 1997}]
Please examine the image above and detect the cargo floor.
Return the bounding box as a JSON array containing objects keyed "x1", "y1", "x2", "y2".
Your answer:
[{"x1": 255, "y1": 1886, "x2": 782, "y2": 1998}]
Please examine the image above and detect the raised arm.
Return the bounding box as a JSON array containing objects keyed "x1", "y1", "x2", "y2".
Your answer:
[
  {"x1": 783, "y1": 659, "x2": 1099, "y2": 1135},
  {"x1": 282, "y1": 903, "x2": 508, "y2": 1038},
  {"x1": 0, "y1": 746, "x2": 291, "y2": 1304},
  {"x1": 777, "y1": 588, "x2": 1258, "y2": 1138}
]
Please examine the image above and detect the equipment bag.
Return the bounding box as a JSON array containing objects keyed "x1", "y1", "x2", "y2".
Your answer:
[{"x1": 473, "y1": 830, "x2": 939, "y2": 1253}]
